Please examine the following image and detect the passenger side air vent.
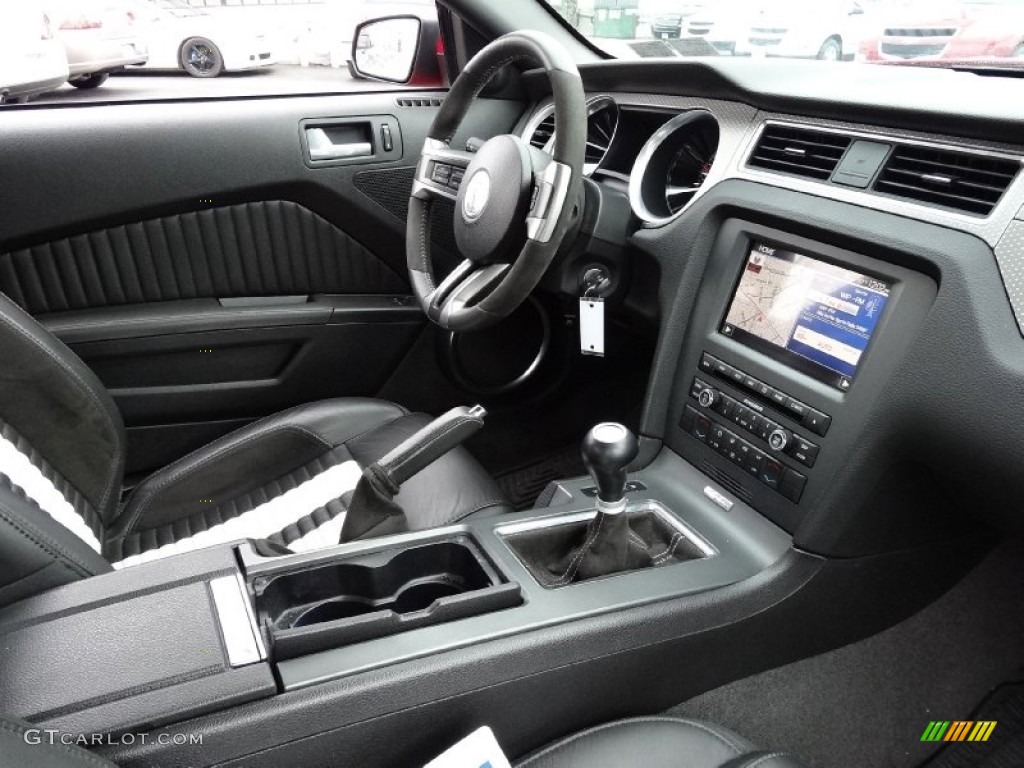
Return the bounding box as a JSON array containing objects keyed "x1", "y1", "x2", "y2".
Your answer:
[
  {"x1": 529, "y1": 114, "x2": 555, "y2": 150},
  {"x1": 872, "y1": 144, "x2": 1019, "y2": 216},
  {"x1": 748, "y1": 125, "x2": 852, "y2": 180},
  {"x1": 395, "y1": 97, "x2": 443, "y2": 108}
]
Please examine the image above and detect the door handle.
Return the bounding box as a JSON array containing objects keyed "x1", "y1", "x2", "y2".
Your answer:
[{"x1": 305, "y1": 128, "x2": 372, "y2": 161}]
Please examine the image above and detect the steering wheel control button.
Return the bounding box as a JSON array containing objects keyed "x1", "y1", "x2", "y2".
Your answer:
[{"x1": 431, "y1": 163, "x2": 451, "y2": 184}]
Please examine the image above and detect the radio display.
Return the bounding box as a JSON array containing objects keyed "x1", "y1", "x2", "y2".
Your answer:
[{"x1": 722, "y1": 242, "x2": 891, "y2": 391}]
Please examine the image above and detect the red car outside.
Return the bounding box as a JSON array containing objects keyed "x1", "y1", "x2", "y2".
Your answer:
[{"x1": 859, "y1": 0, "x2": 1024, "y2": 63}]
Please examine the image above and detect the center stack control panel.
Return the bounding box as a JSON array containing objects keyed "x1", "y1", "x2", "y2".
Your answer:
[{"x1": 679, "y1": 352, "x2": 833, "y2": 505}]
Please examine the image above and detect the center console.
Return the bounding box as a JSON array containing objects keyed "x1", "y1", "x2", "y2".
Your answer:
[
  {"x1": 0, "y1": 207, "x2": 955, "y2": 768},
  {"x1": 668, "y1": 219, "x2": 938, "y2": 532}
]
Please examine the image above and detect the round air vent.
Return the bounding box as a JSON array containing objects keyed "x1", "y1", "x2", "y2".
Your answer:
[
  {"x1": 523, "y1": 96, "x2": 619, "y2": 177},
  {"x1": 629, "y1": 110, "x2": 720, "y2": 225}
]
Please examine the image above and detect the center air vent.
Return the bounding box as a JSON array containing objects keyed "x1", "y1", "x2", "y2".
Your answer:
[
  {"x1": 873, "y1": 145, "x2": 1020, "y2": 216},
  {"x1": 748, "y1": 125, "x2": 852, "y2": 180}
]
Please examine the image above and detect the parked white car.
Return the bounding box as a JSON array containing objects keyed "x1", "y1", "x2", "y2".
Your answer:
[
  {"x1": 0, "y1": 6, "x2": 68, "y2": 103},
  {"x1": 738, "y1": 0, "x2": 870, "y2": 60},
  {"x1": 685, "y1": 0, "x2": 869, "y2": 60},
  {"x1": 128, "y1": 0, "x2": 275, "y2": 78},
  {"x1": 48, "y1": 0, "x2": 148, "y2": 90}
]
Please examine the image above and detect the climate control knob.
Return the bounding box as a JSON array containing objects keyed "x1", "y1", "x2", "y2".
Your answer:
[
  {"x1": 698, "y1": 388, "x2": 719, "y2": 409},
  {"x1": 768, "y1": 428, "x2": 793, "y2": 453}
]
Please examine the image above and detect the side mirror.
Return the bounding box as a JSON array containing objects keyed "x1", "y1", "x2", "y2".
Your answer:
[{"x1": 350, "y1": 15, "x2": 443, "y2": 86}]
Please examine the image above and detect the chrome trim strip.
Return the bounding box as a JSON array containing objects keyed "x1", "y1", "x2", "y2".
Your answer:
[
  {"x1": 210, "y1": 574, "x2": 265, "y2": 668},
  {"x1": 494, "y1": 500, "x2": 717, "y2": 558}
]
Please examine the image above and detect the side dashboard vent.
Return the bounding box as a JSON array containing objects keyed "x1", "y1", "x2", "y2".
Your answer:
[
  {"x1": 529, "y1": 114, "x2": 555, "y2": 150},
  {"x1": 873, "y1": 144, "x2": 1020, "y2": 216},
  {"x1": 748, "y1": 124, "x2": 852, "y2": 180},
  {"x1": 396, "y1": 97, "x2": 443, "y2": 108}
]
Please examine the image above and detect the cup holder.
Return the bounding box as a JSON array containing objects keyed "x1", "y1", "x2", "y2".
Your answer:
[{"x1": 255, "y1": 538, "x2": 522, "y2": 660}]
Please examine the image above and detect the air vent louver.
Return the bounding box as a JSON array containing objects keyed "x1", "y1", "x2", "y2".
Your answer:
[
  {"x1": 749, "y1": 125, "x2": 852, "y2": 180},
  {"x1": 873, "y1": 145, "x2": 1019, "y2": 216},
  {"x1": 395, "y1": 97, "x2": 443, "y2": 107},
  {"x1": 529, "y1": 114, "x2": 555, "y2": 150}
]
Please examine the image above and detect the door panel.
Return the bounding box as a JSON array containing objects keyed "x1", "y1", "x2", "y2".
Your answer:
[
  {"x1": 0, "y1": 91, "x2": 526, "y2": 475},
  {"x1": 0, "y1": 201, "x2": 407, "y2": 313}
]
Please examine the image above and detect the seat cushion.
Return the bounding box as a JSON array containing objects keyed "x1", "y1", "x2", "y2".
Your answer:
[
  {"x1": 515, "y1": 717, "x2": 807, "y2": 768},
  {"x1": 107, "y1": 398, "x2": 509, "y2": 567}
]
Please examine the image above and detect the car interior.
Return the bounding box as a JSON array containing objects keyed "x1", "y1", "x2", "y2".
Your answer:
[{"x1": 1, "y1": 1, "x2": 1023, "y2": 766}]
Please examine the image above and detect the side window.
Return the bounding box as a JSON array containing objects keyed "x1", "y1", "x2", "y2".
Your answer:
[{"x1": 2, "y1": 0, "x2": 445, "y2": 106}]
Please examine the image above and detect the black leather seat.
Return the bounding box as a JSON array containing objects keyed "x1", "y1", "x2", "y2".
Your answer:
[
  {"x1": 515, "y1": 717, "x2": 807, "y2": 768},
  {"x1": 0, "y1": 291, "x2": 508, "y2": 601},
  {"x1": 1, "y1": 714, "x2": 808, "y2": 767}
]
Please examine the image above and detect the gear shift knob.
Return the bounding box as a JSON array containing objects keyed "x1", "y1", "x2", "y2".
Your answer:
[{"x1": 581, "y1": 422, "x2": 639, "y2": 513}]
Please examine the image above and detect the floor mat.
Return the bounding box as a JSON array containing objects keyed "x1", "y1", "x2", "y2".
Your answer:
[
  {"x1": 496, "y1": 446, "x2": 585, "y2": 510},
  {"x1": 920, "y1": 682, "x2": 1024, "y2": 768},
  {"x1": 667, "y1": 537, "x2": 1024, "y2": 768}
]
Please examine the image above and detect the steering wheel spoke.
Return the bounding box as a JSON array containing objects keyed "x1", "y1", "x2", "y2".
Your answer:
[
  {"x1": 426, "y1": 260, "x2": 511, "y2": 326},
  {"x1": 406, "y1": 31, "x2": 585, "y2": 332},
  {"x1": 413, "y1": 139, "x2": 475, "y2": 202}
]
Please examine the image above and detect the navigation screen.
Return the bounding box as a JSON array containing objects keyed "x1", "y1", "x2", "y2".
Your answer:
[{"x1": 722, "y1": 242, "x2": 891, "y2": 391}]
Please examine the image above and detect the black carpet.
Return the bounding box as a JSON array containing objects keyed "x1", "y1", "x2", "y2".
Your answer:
[
  {"x1": 921, "y1": 683, "x2": 1024, "y2": 768},
  {"x1": 496, "y1": 446, "x2": 585, "y2": 510},
  {"x1": 668, "y1": 537, "x2": 1024, "y2": 768}
]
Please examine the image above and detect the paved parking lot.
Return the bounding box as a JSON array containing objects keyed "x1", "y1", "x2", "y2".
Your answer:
[{"x1": 31, "y1": 64, "x2": 389, "y2": 105}]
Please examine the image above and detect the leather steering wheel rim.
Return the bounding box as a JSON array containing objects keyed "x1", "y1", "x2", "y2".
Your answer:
[{"x1": 406, "y1": 30, "x2": 587, "y2": 333}]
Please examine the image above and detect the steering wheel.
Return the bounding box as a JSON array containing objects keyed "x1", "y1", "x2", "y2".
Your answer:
[{"x1": 407, "y1": 31, "x2": 586, "y2": 333}]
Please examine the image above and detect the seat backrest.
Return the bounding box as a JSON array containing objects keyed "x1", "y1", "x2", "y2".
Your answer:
[{"x1": 0, "y1": 292, "x2": 124, "y2": 604}]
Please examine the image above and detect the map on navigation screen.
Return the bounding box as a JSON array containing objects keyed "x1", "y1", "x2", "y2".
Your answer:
[{"x1": 722, "y1": 243, "x2": 891, "y2": 390}]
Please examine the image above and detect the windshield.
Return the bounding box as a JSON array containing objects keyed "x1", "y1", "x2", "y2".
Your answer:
[{"x1": 544, "y1": 0, "x2": 1024, "y2": 70}]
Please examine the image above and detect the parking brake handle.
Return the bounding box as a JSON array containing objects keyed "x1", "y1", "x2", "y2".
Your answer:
[{"x1": 340, "y1": 405, "x2": 488, "y2": 542}]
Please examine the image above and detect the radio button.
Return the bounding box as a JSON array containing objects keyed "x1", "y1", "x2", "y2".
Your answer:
[
  {"x1": 698, "y1": 388, "x2": 719, "y2": 409},
  {"x1": 789, "y1": 436, "x2": 819, "y2": 467},
  {"x1": 699, "y1": 353, "x2": 718, "y2": 374},
  {"x1": 717, "y1": 394, "x2": 737, "y2": 419},
  {"x1": 734, "y1": 407, "x2": 757, "y2": 433},
  {"x1": 803, "y1": 408, "x2": 832, "y2": 437},
  {"x1": 753, "y1": 380, "x2": 774, "y2": 399},
  {"x1": 768, "y1": 428, "x2": 793, "y2": 453},
  {"x1": 681, "y1": 405, "x2": 699, "y2": 432},
  {"x1": 784, "y1": 397, "x2": 809, "y2": 420},
  {"x1": 768, "y1": 388, "x2": 789, "y2": 408},
  {"x1": 713, "y1": 359, "x2": 734, "y2": 380},
  {"x1": 743, "y1": 375, "x2": 761, "y2": 392}
]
